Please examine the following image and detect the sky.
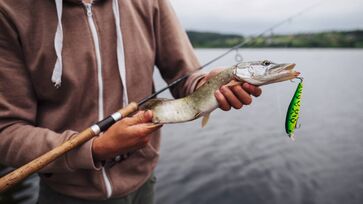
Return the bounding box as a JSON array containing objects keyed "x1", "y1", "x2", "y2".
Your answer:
[{"x1": 170, "y1": 0, "x2": 363, "y2": 35}]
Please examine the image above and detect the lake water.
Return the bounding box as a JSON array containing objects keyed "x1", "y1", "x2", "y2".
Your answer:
[
  {"x1": 1, "y1": 49, "x2": 362, "y2": 204},
  {"x1": 154, "y1": 49, "x2": 363, "y2": 204}
]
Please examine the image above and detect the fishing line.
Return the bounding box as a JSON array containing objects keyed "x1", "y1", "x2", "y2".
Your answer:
[{"x1": 139, "y1": 0, "x2": 325, "y2": 106}]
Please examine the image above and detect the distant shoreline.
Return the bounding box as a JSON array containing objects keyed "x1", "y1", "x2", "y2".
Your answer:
[{"x1": 186, "y1": 30, "x2": 363, "y2": 48}]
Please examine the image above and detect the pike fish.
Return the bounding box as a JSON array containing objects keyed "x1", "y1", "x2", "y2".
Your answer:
[{"x1": 142, "y1": 60, "x2": 300, "y2": 126}]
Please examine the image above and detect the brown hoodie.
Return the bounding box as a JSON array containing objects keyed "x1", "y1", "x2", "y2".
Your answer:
[{"x1": 0, "y1": 0, "x2": 203, "y2": 199}]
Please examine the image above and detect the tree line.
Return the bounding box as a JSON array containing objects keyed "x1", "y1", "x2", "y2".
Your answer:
[{"x1": 186, "y1": 30, "x2": 363, "y2": 48}]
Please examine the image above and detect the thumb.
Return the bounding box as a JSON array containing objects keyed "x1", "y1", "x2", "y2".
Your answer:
[{"x1": 127, "y1": 110, "x2": 153, "y2": 125}]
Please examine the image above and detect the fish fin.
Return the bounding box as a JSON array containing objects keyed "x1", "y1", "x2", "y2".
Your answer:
[
  {"x1": 201, "y1": 113, "x2": 210, "y2": 128},
  {"x1": 193, "y1": 112, "x2": 201, "y2": 119},
  {"x1": 225, "y1": 80, "x2": 242, "y2": 87}
]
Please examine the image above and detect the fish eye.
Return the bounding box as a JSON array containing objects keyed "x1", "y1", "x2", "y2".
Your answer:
[{"x1": 262, "y1": 60, "x2": 271, "y2": 66}]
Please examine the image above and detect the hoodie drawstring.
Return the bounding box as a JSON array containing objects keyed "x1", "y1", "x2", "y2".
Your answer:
[
  {"x1": 52, "y1": 0, "x2": 64, "y2": 88},
  {"x1": 112, "y1": 0, "x2": 128, "y2": 106},
  {"x1": 52, "y1": 0, "x2": 128, "y2": 106}
]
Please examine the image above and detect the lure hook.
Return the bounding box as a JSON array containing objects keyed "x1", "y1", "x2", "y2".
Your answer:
[{"x1": 295, "y1": 123, "x2": 302, "y2": 129}]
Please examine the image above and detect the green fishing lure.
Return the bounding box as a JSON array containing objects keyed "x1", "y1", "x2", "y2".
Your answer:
[{"x1": 285, "y1": 77, "x2": 303, "y2": 140}]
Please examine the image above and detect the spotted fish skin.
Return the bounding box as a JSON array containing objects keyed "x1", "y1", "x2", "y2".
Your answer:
[
  {"x1": 142, "y1": 68, "x2": 234, "y2": 124},
  {"x1": 285, "y1": 81, "x2": 303, "y2": 138}
]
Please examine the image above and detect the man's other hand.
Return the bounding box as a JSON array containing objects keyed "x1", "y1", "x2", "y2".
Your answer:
[{"x1": 197, "y1": 68, "x2": 262, "y2": 111}]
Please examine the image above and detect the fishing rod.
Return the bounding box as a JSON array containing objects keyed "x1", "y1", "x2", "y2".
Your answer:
[
  {"x1": 139, "y1": 1, "x2": 324, "y2": 105},
  {"x1": 0, "y1": 2, "x2": 322, "y2": 192}
]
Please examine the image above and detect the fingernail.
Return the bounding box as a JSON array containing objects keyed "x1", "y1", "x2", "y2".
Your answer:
[
  {"x1": 215, "y1": 90, "x2": 222, "y2": 97},
  {"x1": 145, "y1": 110, "x2": 153, "y2": 118},
  {"x1": 220, "y1": 86, "x2": 227, "y2": 92},
  {"x1": 148, "y1": 123, "x2": 162, "y2": 128}
]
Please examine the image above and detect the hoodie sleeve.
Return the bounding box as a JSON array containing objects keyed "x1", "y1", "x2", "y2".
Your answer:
[
  {"x1": 0, "y1": 11, "x2": 100, "y2": 173},
  {"x1": 154, "y1": 0, "x2": 206, "y2": 99}
]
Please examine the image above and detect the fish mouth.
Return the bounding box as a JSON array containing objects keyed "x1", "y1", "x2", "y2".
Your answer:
[
  {"x1": 270, "y1": 63, "x2": 296, "y2": 72},
  {"x1": 281, "y1": 63, "x2": 299, "y2": 77},
  {"x1": 269, "y1": 63, "x2": 300, "y2": 83},
  {"x1": 284, "y1": 63, "x2": 296, "y2": 70},
  {"x1": 233, "y1": 61, "x2": 300, "y2": 86},
  {"x1": 282, "y1": 63, "x2": 299, "y2": 77}
]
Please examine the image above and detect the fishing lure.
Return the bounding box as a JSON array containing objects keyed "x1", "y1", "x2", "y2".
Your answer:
[{"x1": 285, "y1": 77, "x2": 303, "y2": 140}]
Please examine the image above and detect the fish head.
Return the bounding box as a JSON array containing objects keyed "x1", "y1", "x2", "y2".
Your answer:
[{"x1": 233, "y1": 60, "x2": 299, "y2": 85}]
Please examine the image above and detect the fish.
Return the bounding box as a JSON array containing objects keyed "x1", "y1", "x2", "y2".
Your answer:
[
  {"x1": 142, "y1": 60, "x2": 300, "y2": 126},
  {"x1": 285, "y1": 77, "x2": 303, "y2": 140}
]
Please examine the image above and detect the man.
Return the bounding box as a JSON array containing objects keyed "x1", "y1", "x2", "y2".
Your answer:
[{"x1": 0, "y1": 0, "x2": 261, "y2": 203}]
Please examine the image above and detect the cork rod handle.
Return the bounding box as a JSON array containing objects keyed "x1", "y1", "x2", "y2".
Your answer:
[{"x1": 0, "y1": 102, "x2": 139, "y2": 192}]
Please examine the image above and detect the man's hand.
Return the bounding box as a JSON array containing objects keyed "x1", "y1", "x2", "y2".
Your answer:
[
  {"x1": 92, "y1": 111, "x2": 161, "y2": 161},
  {"x1": 197, "y1": 68, "x2": 262, "y2": 111}
]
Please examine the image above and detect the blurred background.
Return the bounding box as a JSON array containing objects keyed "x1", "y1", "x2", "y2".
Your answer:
[{"x1": 1, "y1": 0, "x2": 362, "y2": 203}]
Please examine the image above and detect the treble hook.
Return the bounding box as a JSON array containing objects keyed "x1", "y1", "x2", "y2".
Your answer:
[
  {"x1": 295, "y1": 116, "x2": 302, "y2": 129},
  {"x1": 295, "y1": 123, "x2": 302, "y2": 129}
]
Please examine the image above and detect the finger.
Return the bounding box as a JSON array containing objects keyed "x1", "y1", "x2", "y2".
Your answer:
[
  {"x1": 243, "y1": 83, "x2": 262, "y2": 97},
  {"x1": 220, "y1": 86, "x2": 243, "y2": 109},
  {"x1": 231, "y1": 85, "x2": 252, "y2": 105},
  {"x1": 145, "y1": 123, "x2": 163, "y2": 129},
  {"x1": 129, "y1": 123, "x2": 162, "y2": 137},
  {"x1": 215, "y1": 90, "x2": 231, "y2": 111},
  {"x1": 125, "y1": 110, "x2": 153, "y2": 126}
]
